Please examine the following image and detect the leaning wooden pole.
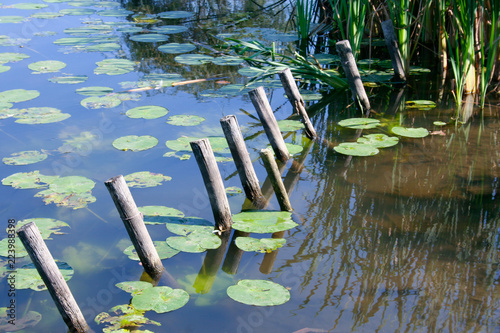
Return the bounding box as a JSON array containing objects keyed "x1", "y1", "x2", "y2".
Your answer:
[
  {"x1": 248, "y1": 87, "x2": 290, "y2": 162},
  {"x1": 278, "y1": 68, "x2": 317, "y2": 139},
  {"x1": 336, "y1": 40, "x2": 371, "y2": 112},
  {"x1": 381, "y1": 20, "x2": 407, "y2": 82},
  {"x1": 190, "y1": 138, "x2": 233, "y2": 232},
  {"x1": 105, "y1": 175, "x2": 164, "y2": 278},
  {"x1": 17, "y1": 222, "x2": 89, "y2": 333},
  {"x1": 259, "y1": 148, "x2": 292, "y2": 212},
  {"x1": 220, "y1": 115, "x2": 263, "y2": 202}
]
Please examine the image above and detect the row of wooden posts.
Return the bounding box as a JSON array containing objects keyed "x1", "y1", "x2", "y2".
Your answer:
[{"x1": 15, "y1": 32, "x2": 407, "y2": 332}]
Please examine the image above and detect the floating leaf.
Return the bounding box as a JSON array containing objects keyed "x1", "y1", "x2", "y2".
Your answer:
[
  {"x1": 158, "y1": 43, "x2": 196, "y2": 54},
  {"x1": 76, "y1": 86, "x2": 113, "y2": 96},
  {"x1": 308, "y1": 53, "x2": 339, "y2": 64},
  {"x1": 165, "y1": 136, "x2": 229, "y2": 153},
  {"x1": 124, "y1": 171, "x2": 171, "y2": 188},
  {"x1": 94, "y1": 59, "x2": 135, "y2": 75},
  {"x1": 163, "y1": 151, "x2": 191, "y2": 160},
  {"x1": 16, "y1": 218, "x2": 69, "y2": 239},
  {"x1": 2, "y1": 171, "x2": 57, "y2": 189},
  {"x1": 165, "y1": 217, "x2": 214, "y2": 235},
  {"x1": 158, "y1": 11, "x2": 193, "y2": 19},
  {"x1": 139, "y1": 205, "x2": 184, "y2": 225},
  {"x1": 123, "y1": 241, "x2": 179, "y2": 261},
  {"x1": 405, "y1": 100, "x2": 437, "y2": 109},
  {"x1": 59, "y1": 8, "x2": 95, "y2": 15},
  {"x1": 235, "y1": 237, "x2": 286, "y2": 253},
  {"x1": 129, "y1": 33, "x2": 169, "y2": 43},
  {"x1": 174, "y1": 54, "x2": 214, "y2": 65},
  {"x1": 58, "y1": 131, "x2": 98, "y2": 153},
  {"x1": 12, "y1": 262, "x2": 73, "y2": 291},
  {"x1": 63, "y1": 25, "x2": 113, "y2": 36},
  {"x1": 0, "y1": 16, "x2": 25, "y2": 23},
  {"x1": 28, "y1": 60, "x2": 66, "y2": 73},
  {"x1": 211, "y1": 55, "x2": 243, "y2": 66},
  {"x1": 95, "y1": 303, "x2": 160, "y2": 332},
  {"x1": 0, "y1": 238, "x2": 28, "y2": 257},
  {"x1": 433, "y1": 121, "x2": 447, "y2": 126},
  {"x1": 238, "y1": 67, "x2": 264, "y2": 77},
  {"x1": 49, "y1": 175, "x2": 95, "y2": 194},
  {"x1": 85, "y1": 42, "x2": 121, "y2": 52},
  {"x1": 356, "y1": 134, "x2": 399, "y2": 148},
  {"x1": 300, "y1": 91, "x2": 323, "y2": 101},
  {"x1": 277, "y1": 119, "x2": 303, "y2": 132},
  {"x1": 116, "y1": 281, "x2": 153, "y2": 295},
  {"x1": 226, "y1": 186, "x2": 242, "y2": 195},
  {"x1": 167, "y1": 231, "x2": 221, "y2": 253},
  {"x1": 98, "y1": 9, "x2": 133, "y2": 17},
  {"x1": 81, "y1": 96, "x2": 121, "y2": 109},
  {"x1": 132, "y1": 13, "x2": 160, "y2": 24},
  {"x1": 116, "y1": 26, "x2": 144, "y2": 33},
  {"x1": 2, "y1": 150, "x2": 47, "y2": 165},
  {"x1": 227, "y1": 279, "x2": 290, "y2": 306},
  {"x1": 338, "y1": 118, "x2": 380, "y2": 129},
  {"x1": 0, "y1": 65, "x2": 9, "y2": 73},
  {"x1": 0, "y1": 308, "x2": 41, "y2": 331},
  {"x1": 132, "y1": 286, "x2": 189, "y2": 313},
  {"x1": 231, "y1": 211, "x2": 297, "y2": 233},
  {"x1": 48, "y1": 75, "x2": 88, "y2": 84},
  {"x1": 35, "y1": 189, "x2": 96, "y2": 209},
  {"x1": 391, "y1": 126, "x2": 429, "y2": 138},
  {"x1": 31, "y1": 12, "x2": 64, "y2": 19},
  {"x1": 151, "y1": 25, "x2": 188, "y2": 34},
  {"x1": 126, "y1": 105, "x2": 169, "y2": 119},
  {"x1": 166, "y1": 115, "x2": 205, "y2": 126},
  {"x1": 0, "y1": 52, "x2": 30, "y2": 64},
  {"x1": 112, "y1": 135, "x2": 158, "y2": 151},
  {"x1": 0, "y1": 89, "x2": 40, "y2": 103},
  {"x1": 14, "y1": 107, "x2": 70, "y2": 124},
  {"x1": 334, "y1": 143, "x2": 379, "y2": 156}
]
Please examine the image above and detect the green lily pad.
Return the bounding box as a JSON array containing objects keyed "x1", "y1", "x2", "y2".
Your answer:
[
  {"x1": 58, "y1": 131, "x2": 99, "y2": 153},
  {"x1": 308, "y1": 53, "x2": 339, "y2": 64},
  {"x1": 49, "y1": 175, "x2": 95, "y2": 194},
  {"x1": 0, "y1": 65, "x2": 9, "y2": 73},
  {"x1": 54, "y1": 36, "x2": 119, "y2": 46},
  {"x1": 129, "y1": 33, "x2": 169, "y2": 43},
  {"x1": 138, "y1": 205, "x2": 185, "y2": 225},
  {"x1": 31, "y1": 12, "x2": 64, "y2": 19},
  {"x1": 338, "y1": 118, "x2": 380, "y2": 129},
  {"x1": 116, "y1": 26, "x2": 144, "y2": 33},
  {"x1": 14, "y1": 107, "x2": 70, "y2": 124},
  {"x1": 165, "y1": 136, "x2": 229, "y2": 153},
  {"x1": 112, "y1": 135, "x2": 158, "y2": 151},
  {"x1": 123, "y1": 241, "x2": 179, "y2": 261},
  {"x1": 218, "y1": 84, "x2": 251, "y2": 96},
  {"x1": 116, "y1": 281, "x2": 153, "y2": 295},
  {"x1": 28, "y1": 60, "x2": 66, "y2": 74},
  {"x1": 405, "y1": 100, "x2": 437, "y2": 109},
  {"x1": 98, "y1": 9, "x2": 133, "y2": 17},
  {"x1": 16, "y1": 218, "x2": 69, "y2": 239},
  {"x1": 63, "y1": 25, "x2": 113, "y2": 36},
  {"x1": 167, "y1": 230, "x2": 221, "y2": 253},
  {"x1": 277, "y1": 119, "x2": 303, "y2": 132},
  {"x1": 0, "y1": 89, "x2": 39, "y2": 103},
  {"x1": 158, "y1": 42, "x2": 196, "y2": 54},
  {"x1": 95, "y1": 304, "x2": 160, "y2": 332},
  {"x1": 85, "y1": 42, "x2": 121, "y2": 52},
  {"x1": 0, "y1": 52, "x2": 29, "y2": 64},
  {"x1": 174, "y1": 54, "x2": 214, "y2": 65},
  {"x1": 166, "y1": 115, "x2": 205, "y2": 126},
  {"x1": 94, "y1": 59, "x2": 135, "y2": 75},
  {"x1": 76, "y1": 86, "x2": 113, "y2": 96},
  {"x1": 227, "y1": 279, "x2": 290, "y2": 306},
  {"x1": 158, "y1": 11, "x2": 193, "y2": 19},
  {"x1": 81, "y1": 96, "x2": 121, "y2": 109},
  {"x1": 391, "y1": 126, "x2": 429, "y2": 138},
  {"x1": 300, "y1": 91, "x2": 323, "y2": 101},
  {"x1": 2, "y1": 171, "x2": 57, "y2": 189},
  {"x1": 59, "y1": 8, "x2": 95, "y2": 15},
  {"x1": 266, "y1": 143, "x2": 302, "y2": 156},
  {"x1": 238, "y1": 67, "x2": 265, "y2": 77},
  {"x1": 231, "y1": 211, "x2": 297, "y2": 233},
  {"x1": 126, "y1": 105, "x2": 169, "y2": 119},
  {"x1": 357, "y1": 134, "x2": 399, "y2": 148},
  {"x1": 3, "y1": 150, "x2": 47, "y2": 165},
  {"x1": 433, "y1": 121, "x2": 447, "y2": 126},
  {"x1": 226, "y1": 186, "x2": 242, "y2": 195},
  {"x1": 0, "y1": 308, "x2": 41, "y2": 331},
  {"x1": 211, "y1": 55, "x2": 243, "y2": 66},
  {"x1": 163, "y1": 151, "x2": 191, "y2": 160},
  {"x1": 151, "y1": 25, "x2": 188, "y2": 34},
  {"x1": 34, "y1": 189, "x2": 96, "y2": 209},
  {"x1": 334, "y1": 143, "x2": 379, "y2": 156},
  {"x1": 0, "y1": 238, "x2": 28, "y2": 257},
  {"x1": 124, "y1": 171, "x2": 171, "y2": 188},
  {"x1": 48, "y1": 75, "x2": 88, "y2": 84},
  {"x1": 12, "y1": 262, "x2": 73, "y2": 291},
  {"x1": 165, "y1": 217, "x2": 214, "y2": 235},
  {"x1": 235, "y1": 237, "x2": 286, "y2": 253},
  {"x1": 0, "y1": 16, "x2": 25, "y2": 23},
  {"x1": 131, "y1": 13, "x2": 160, "y2": 24},
  {"x1": 132, "y1": 286, "x2": 189, "y2": 313}
]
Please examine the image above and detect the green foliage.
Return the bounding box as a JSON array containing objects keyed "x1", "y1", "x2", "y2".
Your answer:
[
  {"x1": 231, "y1": 210, "x2": 297, "y2": 233},
  {"x1": 227, "y1": 279, "x2": 290, "y2": 306}
]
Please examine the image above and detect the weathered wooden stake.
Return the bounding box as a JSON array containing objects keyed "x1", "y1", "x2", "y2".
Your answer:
[
  {"x1": 259, "y1": 148, "x2": 293, "y2": 211},
  {"x1": 105, "y1": 175, "x2": 163, "y2": 278},
  {"x1": 17, "y1": 222, "x2": 89, "y2": 333},
  {"x1": 336, "y1": 40, "x2": 371, "y2": 112},
  {"x1": 220, "y1": 115, "x2": 263, "y2": 202},
  {"x1": 190, "y1": 138, "x2": 233, "y2": 231},
  {"x1": 278, "y1": 68, "x2": 317, "y2": 139},
  {"x1": 249, "y1": 87, "x2": 290, "y2": 162},
  {"x1": 381, "y1": 20, "x2": 406, "y2": 82}
]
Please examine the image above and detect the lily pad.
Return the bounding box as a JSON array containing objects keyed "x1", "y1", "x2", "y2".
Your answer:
[
  {"x1": 131, "y1": 286, "x2": 190, "y2": 313},
  {"x1": 151, "y1": 25, "x2": 188, "y2": 34},
  {"x1": 16, "y1": 218, "x2": 69, "y2": 239},
  {"x1": 0, "y1": 89, "x2": 39, "y2": 103},
  {"x1": 12, "y1": 261, "x2": 73, "y2": 291},
  {"x1": 277, "y1": 119, "x2": 303, "y2": 132},
  {"x1": 48, "y1": 75, "x2": 88, "y2": 84},
  {"x1": 174, "y1": 54, "x2": 214, "y2": 65},
  {"x1": 14, "y1": 107, "x2": 70, "y2": 124},
  {"x1": 3, "y1": 150, "x2": 47, "y2": 165},
  {"x1": 231, "y1": 210, "x2": 297, "y2": 233},
  {"x1": 28, "y1": 60, "x2": 66, "y2": 74},
  {"x1": 226, "y1": 186, "x2": 242, "y2": 195},
  {"x1": 227, "y1": 279, "x2": 290, "y2": 306},
  {"x1": 126, "y1": 105, "x2": 168, "y2": 119},
  {"x1": 238, "y1": 67, "x2": 265, "y2": 77},
  {"x1": 0, "y1": 52, "x2": 30, "y2": 64},
  {"x1": 357, "y1": 134, "x2": 399, "y2": 148},
  {"x1": 129, "y1": 33, "x2": 169, "y2": 43},
  {"x1": 158, "y1": 43, "x2": 196, "y2": 54},
  {"x1": 165, "y1": 217, "x2": 214, "y2": 235},
  {"x1": 76, "y1": 86, "x2": 113, "y2": 96},
  {"x1": 391, "y1": 126, "x2": 429, "y2": 138},
  {"x1": 2, "y1": 171, "x2": 57, "y2": 189},
  {"x1": 211, "y1": 55, "x2": 243, "y2": 66},
  {"x1": 0, "y1": 237, "x2": 28, "y2": 257},
  {"x1": 405, "y1": 100, "x2": 437, "y2": 109},
  {"x1": 0, "y1": 308, "x2": 41, "y2": 331},
  {"x1": 48, "y1": 175, "x2": 95, "y2": 194},
  {"x1": 116, "y1": 281, "x2": 153, "y2": 295},
  {"x1": 34, "y1": 189, "x2": 96, "y2": 209},
  {"x1": 165, "y1": 136, "x2": 229, "y2": 153},
  {"x1": 58, "y1": 131, "x2": 99, "y2": 153},
  {"x1": 0, "y1": 65, "x2": 9, "y2": 73},
  {"x1": 63, "y1": 25, "x2": 113, "y2": 36},
  {"x1": 0, "y1": 16, "x2": 25, "y2": 23},
  {"x1": 59, "y1": 8, "x2": 95, "y2": 15},
  {"x1": 235, "y1": 237, "x2": 286, "y2": 253},
  {"x1": 163, "y1": 151, "x2": 191, "y2": 160},
  {"x1": 124, "y1": 171, "x2": 171, "y2": 188},
  {"x1": 81, "y1": 96, "x2": 121, "y2": 109},
  {"x1": 166, "y1": 115, "x2": 205, "y2": 126},
  {"x1": 123, "y1": 241, "x2": 179, "y2": 261},
  {"x1": 167, "y1": 230, "x2": 221, "y2": 253},
  {"x1": 334, "y1": 143, "x2": 379, "y2": 156},
  {"x1": 433, "y1": 121, "x2": 447, "y2": 126},
  {"x1": 31, "y1": 12, "x2": 64, "y2": 19},
  {"x1": 112, "y1": 135, "x2": 158, "y2": 151},
  {"x1": 95, "y1": 304, "x2": 160, "y2": 332},
  {"x1": 338, "y1": 118, "x2": 380, "y2": 129},
  {"x1": 94, "y1": 59, "x2": 135, "y2": 75},
  {"x1": 138, "y1": 205, "x2": 184, "y2": 225},
  {"x1": 158, "y1": 11, "x2": 193, "y2": 19},
  {"x1": 98, "y1": 9, "x2": 133, "y2": 17}
]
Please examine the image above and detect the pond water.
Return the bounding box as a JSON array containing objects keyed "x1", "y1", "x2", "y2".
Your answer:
[{"x1": 0, "y1": 0, "x2": 499, "y2": 332}]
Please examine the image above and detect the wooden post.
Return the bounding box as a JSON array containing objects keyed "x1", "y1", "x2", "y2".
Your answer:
[
  {"x1": 278, "y1": 68, "x2": 317, "y2": 139},
  {"x1": 190, "y1": 138, "x2": 233, "y2": 231},
  {"x1": 381, "y1": 20, "x2": 407, "y2": 82},
  {"x1": 220, "y1": 115, "x2": 263, "y2": 202},
  {"x1": 259, "y1": 148, "x2": 292, "y2": 211},
  {"x1": 17, "y1": 222, "x2": 89, "y2": 333},
  {"x1": 248, "y1": 87, "x2": 290, "y2": 162},
  {"x1": 335, "y1": 40, "x2": 371, "y2": 112},
  {"x1": 105, "y1": 175, "x2": 163, "y2": 278}
]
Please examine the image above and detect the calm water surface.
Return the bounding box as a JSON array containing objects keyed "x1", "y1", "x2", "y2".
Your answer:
[{"x1": 0, "y1": 1, "x2": 498, "y2": 332}]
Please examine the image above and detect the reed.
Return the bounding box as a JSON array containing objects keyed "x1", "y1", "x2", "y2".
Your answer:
[{"x1": 296, "y1": 0, "x2": 317, "y2": 40}]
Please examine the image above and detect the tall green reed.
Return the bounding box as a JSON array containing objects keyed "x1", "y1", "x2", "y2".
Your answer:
[
  {"x1": 295, "y1": 0, "x2": 318, "y2": 40},
  {"x1": 479, "y1": 0, "x2": 499, "y2": 108}
]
